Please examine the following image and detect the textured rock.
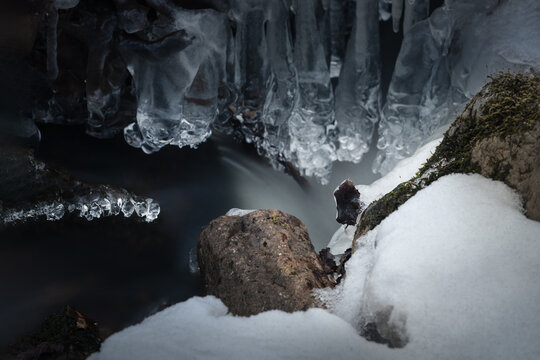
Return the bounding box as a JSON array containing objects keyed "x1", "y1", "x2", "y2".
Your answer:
[
  {"x1": 198, "y1": 209, "x2": 334, "y2": 316},
  {"x1": 334, "y1": 178, "x2": 362, "y2": 226},
  {"x1": 354, "y1": 72, "x2": 540, "y2": 244},
  {"x1": 471, "y1": 123, "x2": 540, "y2": 221}
]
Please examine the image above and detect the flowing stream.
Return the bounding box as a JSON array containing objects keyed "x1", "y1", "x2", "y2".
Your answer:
[{"x1": 0, "y1": 124, "x2": 379, "y2": 346}]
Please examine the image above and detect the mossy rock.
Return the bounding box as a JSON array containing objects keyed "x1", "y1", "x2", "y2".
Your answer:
[{"x1": 354, "y1": 72, "x2": 540, "y2": 246}]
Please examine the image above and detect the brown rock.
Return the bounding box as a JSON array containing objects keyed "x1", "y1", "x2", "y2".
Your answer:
[
  {"x1": 471, "y1": 122, "x2": 540, "y2": 221},
  {"x1": 197, "y1": 209, "x2": 334, "y2": 316}
]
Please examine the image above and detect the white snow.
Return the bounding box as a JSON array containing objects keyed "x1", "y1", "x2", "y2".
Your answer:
[
  {"x1": 225, "y1": 208, "x2": 256, "y2": 217},
  {"x1": 322, "y1": 174, "x2": 540, "y2": 360},
  {"x1": 328, "y1": 137, "x2": 441, "y2": 254},
  {"x1": 88, "y1": 296, "x2": 388, "y2": 360},
  {"x1": 90, "y1": 172, "x2": 540, "y2": 360},
  {"x1": 356, "y1": 137, "x2": 441, "y2": 205}
]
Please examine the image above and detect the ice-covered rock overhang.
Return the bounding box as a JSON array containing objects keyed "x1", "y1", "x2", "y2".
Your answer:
[{"x1": 25, "y1": 0, "x2": 540, "y2": 183}]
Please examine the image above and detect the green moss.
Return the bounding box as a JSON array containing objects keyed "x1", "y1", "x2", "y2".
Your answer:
[
  {"x1": 270, "y1": 214, "x2": 280, "y2": 225},
  {"x1": 355, "y1": 72, "x2": 540, "y2": 241},
  {"x1": 420, "y1": 72, "x2": 539, "y2": 177}
]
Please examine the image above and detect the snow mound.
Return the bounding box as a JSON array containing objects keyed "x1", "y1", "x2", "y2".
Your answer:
[
  {"x1": 88, "y1": 296, "x2": 384, "y2": 360},
  {"x1": 323, "y1": 174, "x2": 540, "y2": 359}
]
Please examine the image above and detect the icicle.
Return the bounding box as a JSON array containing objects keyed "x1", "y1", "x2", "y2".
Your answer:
[
  {"x1": 229, "y1": 0, "x2": 270, "y2": 145},
  {"x1": 261, "y1": 0, "x2": 297, "y2": 161},
  {"x1": 328, "y1": 0, "x2": 350, "y2": 78},
  {"x1": 288, "y1": 0, "x2": 336, "y2": 182},
  {"x1": 392, "y1": 0, "x2": 404, "y2": 33},
  {"x1": 46, "y1": 0, "x2": 80, "y2": 80},
  {"x1": 120, "y1": 8, "x2": 229, "y2": 153},
  {"x1": 46, "y1": 3, "x2": 59, "y2": 80},
  {"x1": 403, "y1": 0, "x2": 428, "y2": 33},
  {"x1": 334, "y1": 0, "x2": 381, "y2": 163}
]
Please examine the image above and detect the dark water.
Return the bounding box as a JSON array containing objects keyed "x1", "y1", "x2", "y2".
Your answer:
[
  {"x1": 0, "y1": 124, "x2": 380, "y2": 346},
  {"x1": 0, "y1": 125, "x2": 233, "y2": 345}
]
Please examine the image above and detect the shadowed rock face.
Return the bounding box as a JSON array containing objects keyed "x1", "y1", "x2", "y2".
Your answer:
[{"x1": 197, "y1": 209, "x2": 334, "y2": 316}]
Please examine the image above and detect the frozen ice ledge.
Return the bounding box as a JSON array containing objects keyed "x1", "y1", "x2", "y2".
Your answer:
[
  {"x1": 0, "y1": 146, "x2": 160, "y2": 225},
  {"x1": 26, "y1": 0, "x2": 540, "y2": 182}
]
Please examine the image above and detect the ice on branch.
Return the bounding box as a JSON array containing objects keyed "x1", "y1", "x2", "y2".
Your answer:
[{"x1": 1, "y1": 188, "x2": 160, "y2": 225}]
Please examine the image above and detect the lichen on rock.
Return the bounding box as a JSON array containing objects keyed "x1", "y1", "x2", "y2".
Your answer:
[{"x1": 355, "y1": 72, "x2": 540, "y2": 244}]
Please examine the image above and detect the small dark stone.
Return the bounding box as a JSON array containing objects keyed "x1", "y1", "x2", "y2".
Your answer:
[
  {"x1": 335, "y1": 248, "x2": 352, "y2": 284},
  {"x1": 334, "y1": 179, "x2": 362, "y2": 226},
  {"x1": 318, "y1": 247, "x2": 337, "y2": 274},
  {"x1": 361, "y1": 322, "x2": 392, "y2": 346}
]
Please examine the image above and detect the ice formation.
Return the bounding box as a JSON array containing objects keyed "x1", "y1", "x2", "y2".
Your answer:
[
  {"x1": 32, "y1": 0, "x2": 540, "y2": 181},
  {"x1": 0, "y1": 144, "x2": 160, "y2": 225},
  {"x1": 375, "y1": 0, "x2": 540, "y2": 174},
  {"x1": 120, "y1": 6, "x2": 229, "y2": 153},
  {"x1": 334, "y1": 0, "x2": 381, "y2": 163},
  {"x1": 1, "y1": 187, "x2": 160, "y2": 225},
  {"x1": 188, "y1": 247, "x2": 199, "y2": 274}
]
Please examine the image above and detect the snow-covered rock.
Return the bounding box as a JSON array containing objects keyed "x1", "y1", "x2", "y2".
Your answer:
[{"x1": 320, "y1": 174, "x2": 540, "y2": 358}]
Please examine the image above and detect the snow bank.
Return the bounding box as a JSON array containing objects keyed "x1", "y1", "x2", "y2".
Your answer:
[
  {"x1": 356, "y1": 138, "x2": 441, "y2": 205},
  {"x1": 323, "y1": 174, "x2": 540, "y2": 359},
  {"x1": 91, "y1": 173, "x2": 540, "y2": 360},
  {"x1": 88, "y1": 296, "x2": 388, "y2": 360},
  {"x1": 328, "y1": 138, "x2": 441, "y2": 254}
]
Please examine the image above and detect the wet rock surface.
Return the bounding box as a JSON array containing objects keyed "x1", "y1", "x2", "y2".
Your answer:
[{"x1": 198, "y1": 209, "x2": 334, "y2": 316}]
